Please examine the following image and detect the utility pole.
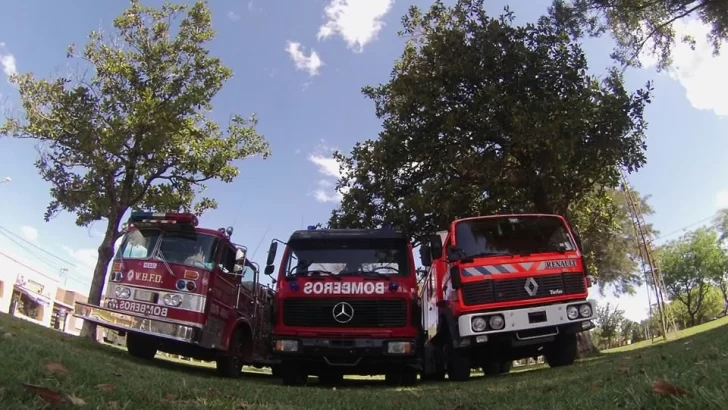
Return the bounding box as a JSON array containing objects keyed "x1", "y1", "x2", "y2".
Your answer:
[
  {"x1": 59, "y1": 268, "x2": 69, "y2": 288},
  {"x1": 620, "y1": 170, "x2": 675, "y2": 341}
]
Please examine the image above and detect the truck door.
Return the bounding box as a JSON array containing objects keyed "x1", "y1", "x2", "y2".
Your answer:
[{"x1": 218, "y1": 245, "x2": 253, "y2": 319}]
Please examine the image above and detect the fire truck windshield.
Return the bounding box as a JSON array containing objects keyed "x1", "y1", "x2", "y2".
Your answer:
[
  {"x1": 116, "y1": 229, "x2": 217, "y2": 270},
  {"x1": 454, "y1": 216, "x2": 576, "y2": 258},
  {"x1": 283, "y1": 239, "x2": 409, "y2": 278}
]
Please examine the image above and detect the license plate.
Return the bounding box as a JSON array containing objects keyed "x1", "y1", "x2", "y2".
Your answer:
[{"x1": 134, "y1": 290, "x2": 155, "y2": 302}]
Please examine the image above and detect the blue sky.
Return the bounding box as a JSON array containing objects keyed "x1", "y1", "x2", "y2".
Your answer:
[{"x1": 1, "y1": 0, "x2": 727, "y2": 322}]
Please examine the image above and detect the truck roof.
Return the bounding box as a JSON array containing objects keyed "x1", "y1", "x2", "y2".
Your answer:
[{"x1": 288, "y1": 228, "x2": 408, "y2": 241}]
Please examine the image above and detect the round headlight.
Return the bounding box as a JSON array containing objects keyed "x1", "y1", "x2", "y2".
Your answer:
[
  {"x1": 163, "y1": 293, "x2": 183, "y2": 307},
  {"x1": 567, "y1": 306, "x2": 579, "y2": 320},
  {"x1": 579, "y1": 304, "x2": 593, "y2": 318},
  {"x1": 115, "y1": 286, "x2": 130, "y2": 299},
  {"x1": 472, "y1": 317, "x2": 487, "y2": 332},
  {"x1": 488, "y1": 315, "x2": 505, "y2": 330}
]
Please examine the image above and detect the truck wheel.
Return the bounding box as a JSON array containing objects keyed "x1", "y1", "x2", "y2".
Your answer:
[
  {"x1": 215, "y1": 329, "x2": 245, "y2": 378},
  {"x1": 271, "y1": 365, "x2": 282, "y2": 378},
  {"x1": 445, "y1": 344, "x2": 472, "y2": 382},
  {"x1": 318, "y1": 372, "x2": 344, "y2": 385},
  {"x1": 544, "y1": 333, "x2": 578, "y2": 367},
  {"x1": 126, "y1": 333, "x2": 157, "y2": 360},
  {"x1": 281, "y1": 363, "x2": 308, "y2": 386}
]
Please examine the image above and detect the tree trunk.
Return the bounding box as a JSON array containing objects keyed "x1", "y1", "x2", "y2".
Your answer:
[
  {"x1": 576, "y1": 331, "x2": 599, "y2": 358},
  {"x1": 80, "y1": 213, "x2": 123, "y2": 340}
]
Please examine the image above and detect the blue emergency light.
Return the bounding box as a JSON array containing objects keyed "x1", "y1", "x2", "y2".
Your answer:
[{"x1": 307, "y1": 225, "x2": 317, "y2": 230}]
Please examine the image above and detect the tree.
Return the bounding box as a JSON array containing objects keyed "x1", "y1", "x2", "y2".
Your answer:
[
  {"x1": 572, "y1": 187, "x2": 658, "y2": 295},
  {"x1": 548, "y1": 0, "x2": 728, "y2": 71},
  {"x1": 667, "y1": 286, "x2": 723, "y2": 328},
  {"x1": 0, "y1": 0, "x2": 270, "y2": 338},
  {"x1": 328, "y1": 0, "x2": 651, "y2": 284},
  {"x1": 595, "y1": 302, "x2": 625, "y2": 348},
  {"x1": 658, "y1": 228, "x2": 724, "y2": 327},
  {"x1": 712, "y1": 208, "x2": 728, "y2": 315}
]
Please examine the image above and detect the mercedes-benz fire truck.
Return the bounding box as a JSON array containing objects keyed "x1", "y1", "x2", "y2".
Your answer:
[
  {"x1": 418, "y1": 214, "x2": 596, "y2": 381},
  {"x1": 73, "y1": 212, "x2": 276, "y2": 377},
  {"x1": 264, "y1": 226, "x2": 422, "y2": 386}
]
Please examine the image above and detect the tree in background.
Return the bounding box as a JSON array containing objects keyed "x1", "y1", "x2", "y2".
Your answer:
[
  {"x1": 572, "y1": 187, "x2": 658, "y2": 295},
  {"x1": 712, "y1": 208, "x2": 728, "y2": 315},
  {"x1": 548, "y1": 0, "x2": 728, "y2": 70},
  {"x1": 328, "y1": 0, "x2": 652, "y2": 293},
  {"x1": 0, "y1": 0, "x2": 270, "y2": 338},
  {"x1": 595, "y1": 302, "x2": 625, "y2": 348},
  {"x1": 668, "y1": 286, "x2": 723, "y2": 328},
  {"x1": 658, "y1": 228, "x2": 724, "y2": 327}
]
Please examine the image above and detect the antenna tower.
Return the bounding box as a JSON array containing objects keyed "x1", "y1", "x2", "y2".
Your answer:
[{"x1": 620, "y1": 169, "x2": 676, "y2": 341}]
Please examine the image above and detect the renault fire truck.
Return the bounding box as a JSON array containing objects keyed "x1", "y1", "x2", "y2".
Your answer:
[
  {"x1": 418, "y1": 214, "x2": 596, "y2": 381},
  {"x1": 73, "y1": 212, "x2": 276, "y2": 377},
  {"x1": 264, "y1": 226, "x2": 422, "y2": 386}
]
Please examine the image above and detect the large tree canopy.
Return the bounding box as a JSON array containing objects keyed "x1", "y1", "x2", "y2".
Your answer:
[
  {"x1": 550, "y1": 0, "x2": 728, "y2": 70},
  {"x1": 0, "y1": 0, "x2": 270, "y2": 338},
  {"x1": 327, "y1": 0, "x2": 652, "y2": 291}
]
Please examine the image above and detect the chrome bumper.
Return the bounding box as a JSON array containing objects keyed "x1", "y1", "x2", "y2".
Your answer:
[{"x1": 73, "y1": 301, "x2": 200, "y2": 343}]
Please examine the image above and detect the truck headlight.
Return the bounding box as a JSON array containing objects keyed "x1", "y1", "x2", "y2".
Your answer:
[
  {"x1": 274, "y1": 339, "x2": 299, "y2": 352},
  {"x1": 387, "y1": 341, "x2": 413, "y2": 354},
  {"x1": 163, "y1": 294, "x2": 183, "y2": 307},
  {"x1": 488, "y1": 315, "x2": 505, "y2": 330},
  {"x1": 567, "y1": 305, "x2": 579, "y2": 320},
  {"x1": 114, "y1": 286, "x2": 131, "y2": 299},
  {"x1": 472, "y1": 317, "x2": 487, "y2": 332},
  {"x1": 579, "y1": 304, "x2": 593, "y2": 318}
]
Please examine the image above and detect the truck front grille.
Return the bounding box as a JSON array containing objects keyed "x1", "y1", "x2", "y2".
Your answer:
[
  {"x1": 282, "y1": 298, "x2": 408, "y2": 328},
  {"x1": 461, "y1": 273, "x2": 586, "y2": 306}
]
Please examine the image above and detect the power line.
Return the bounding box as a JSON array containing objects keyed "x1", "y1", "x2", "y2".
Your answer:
[
  {"x1": 649, "y1": 211, "x2": 721, "y2": 243},
  {"x1": 0, "y1": 225, "x2": 77, "y2": 267}
]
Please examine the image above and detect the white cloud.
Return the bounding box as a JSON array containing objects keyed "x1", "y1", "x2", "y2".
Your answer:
[
  {"x1": 285, "y1": 41, "x2": 323, "y2": 77},
  {"x1": 639, "y1": 19, "x2": 728, "y2": 117},
  {"x1": 20, "y1": 226, "x2": 38, "y2": 242},
  {"x1": 227, "y1": 11, "x2": 241, "y2": 22},
  {"x1": 63, "y1": 246, "x2": 98, "y2": 269},
  {"x1": 317, "y1": 0, "x2": 394, "y2": 52},
  {"x1": 308, "y1": 141, "x2": 350, "y2": 203},
  {"x1": 716, "y1": 190, "x2": 728, "y2": 209},
  {"x1": 1, "y1": 52, "x2": 17, "y2": 79}
]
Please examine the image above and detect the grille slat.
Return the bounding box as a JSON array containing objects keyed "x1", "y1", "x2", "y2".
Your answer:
[
  {"x1": 282, "y1": 299, "x2": 408, "y2": 328},
  {"x1": 461, "y1": 273, "x2": 586, "y2": 306}
]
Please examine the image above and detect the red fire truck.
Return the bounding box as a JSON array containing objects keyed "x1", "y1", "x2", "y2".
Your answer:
[
  {"x1": 73, "y1": 212, "x2": 276, "y2": 377},
  {"x1": 418, "y1": 214, "x2": 596, "y2": 381},
  {"x1": 263, "y1": 226, "x2": 423, "y2": 386}
]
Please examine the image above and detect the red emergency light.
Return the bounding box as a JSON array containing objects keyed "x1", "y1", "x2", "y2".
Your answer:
[{"x1": 128, "y1": 212, "x2": 199, "y2": 227}]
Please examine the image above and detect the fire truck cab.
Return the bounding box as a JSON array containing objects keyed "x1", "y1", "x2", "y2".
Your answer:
[
  {"x1": 73, "y1": 212, "x2": 276, "y2": 377},
  {"x1": 419, "y1": 214, "x2": 596, "y2": 381},
  {"x1": 264, "y1": 226, "x2": 423, "y2": 386}
]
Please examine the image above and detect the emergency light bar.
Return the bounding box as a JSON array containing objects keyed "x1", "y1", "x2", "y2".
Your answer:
[{"x1": 128, "y1": 212, "x2": 199, "y2": 227}]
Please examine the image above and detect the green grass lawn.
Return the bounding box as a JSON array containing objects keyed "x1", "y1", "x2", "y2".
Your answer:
[{"x1": 1, "y1": 313, "x2": 727, "y2": 409}]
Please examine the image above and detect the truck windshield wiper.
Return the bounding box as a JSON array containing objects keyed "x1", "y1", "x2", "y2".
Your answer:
[
  {"x1": 155, "y1": 249, "x2": 176, "y2": 277},
  {"x1": 340, "y1": 270, "x2": 391, "y2": 281}
]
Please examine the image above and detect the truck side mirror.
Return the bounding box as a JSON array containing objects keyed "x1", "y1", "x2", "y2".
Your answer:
[
  {"x1": 235, "y1": 248, "x2": 247, "y2": 263},
  {"x1": 429, "y1": 235, "x2": 443, "y2": 258},
  {"x1": 233, "y1": 264, "x2": 244, "y2": 274},
  {"x1": 264, "y1": 265, "x2": 275, "y2": 276},
  {"x1": 266, "y1": 242, "x2": 278, "y2": 266},
  {"x1": 419, "y1": 244, "x2": 432, "y2": 267}
]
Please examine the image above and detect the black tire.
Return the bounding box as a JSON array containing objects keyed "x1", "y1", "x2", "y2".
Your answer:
[
  {"x1": 385, "y1": 367, "x2": 418, "y2": 386},
  {"x1": 281, "y1": 362, "x2": 308, "y2": 386},
  {"x1": 544, "y1": 333, "x2": 578, "y2": 368},
  {"x1": 446, "y1": 344, "x2": 472, "y2": 382},
  {"x1": 271, "y1": 365, "x2": 282, "y2": 378},
  {"x1": 126, "y1": 333, "x2": 157, "y2": 360},
  {"x1": 500, "y1": 360, "x2": 513, "y2": 374},
  {"x1": 215, "y1": 329, "x2": 245, "y2": 378},
  {"x1": 318, "y1": 372, "x2": 344, "y2": 386}
]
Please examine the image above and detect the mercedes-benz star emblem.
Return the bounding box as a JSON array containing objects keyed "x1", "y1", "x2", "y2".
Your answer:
[
  {"x1": 524, "y1": 277, "x2": 539, "y2": 297},
  {"x1": 332, "y1": 302, "x2": 354, "y2": 324}
]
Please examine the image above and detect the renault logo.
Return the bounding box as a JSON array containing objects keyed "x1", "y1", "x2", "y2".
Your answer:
[
  {"x1": 332, "y1": 302, "x2": 354, "y2": 324},
  {"x1": 524, "y1": 277, "x2": 539, "y2": 297}
]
